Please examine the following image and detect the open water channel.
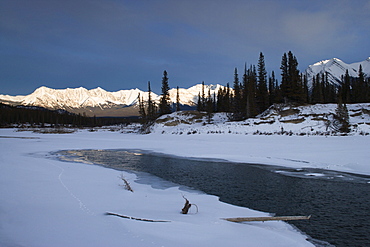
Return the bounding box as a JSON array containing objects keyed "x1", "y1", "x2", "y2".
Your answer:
[{"x1": 57, "y1": 149, "x2": 370, "y2": 247}]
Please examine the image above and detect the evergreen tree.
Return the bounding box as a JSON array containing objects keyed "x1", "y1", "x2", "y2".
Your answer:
[
  {"x1": 244, "y1": 65, "x2": 257, "y2": 118},
  {"x1": 302, "y1": 74, "x2": 309, "y2": 103},
  {"x1": 274, "y1": 78, "x2": 283, "y2": 103},
  {"x1": 197, "y1": 92, "x2": 202, "y2": 111},
  {"x1": 357, "y1": 65, "x2": 367, "y2": 103},
  {"x1": 268, "y1": 71, "x2": 276, "y2": 106},
  {"x1": 138, "y1": 92, "x2": 146, "y2": 121},
  {"x1": 322, "y1": 72, "x2": 336, "y2": 103},
  {"x1": 334, "y1": 95, "x2": 350, "y2": 133},
  {"x1": 241, "y1": 63, "x2": 248, "y2": 116},
  {"x1": 341, "y1": 70, "x2": 351, "y2": 104},
  {"x1": 280, "y1": 52, "x2": 289, "y2": 103},
  {"x1": 176, "y1": 86, "x2": 181, "y2": 111},
  {"x1": 159, "y1": 70, "x2": 172, "y2": 116},
  {"x1": 196, "y1": 81, "x2": 206, "y2": 111},
  {"x1": 147, "y1": 81, "x2": 157, "y2": 121},
  {"x1": 216, "y1": 83, "x2": 231, "y2": 112},
  {"x1": 288, "y1": 51, "x2": 304, "y2": 103},
  {"x1": 216, "y1": 88, "x2": 224, "y2": 112},
  {"x1": 225, "y1": 82, "x2": 231, "y2": 112},
  {"x1": 366, "y1": 77, "x2": 370, "y2": 102},
  {"x1": 206, "y1": 88, "x2": 213, "y2": 123},
  {"x1": 280, "y1": 51, "x2": 304, "y2": 103},
  {"x1": 201, "y1": 81, "x2": 206, "y2": 111},
  {"x1": 230, "y1": 68, "x2": 244, "y2": 121},
  {"x1": 213, "y1": 92, "x2": 217, "y2": 112},
  {"x1": 256, "y1": 52, "x2": 269, "y2": 113},
  {"x1": 311, "y1": 73, "x2": 324, "y2": 103}
]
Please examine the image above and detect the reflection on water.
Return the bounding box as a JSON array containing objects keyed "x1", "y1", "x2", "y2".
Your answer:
[
  {"x1": 272, "y1": 167, "x2": 370, "y2": 184},
  {"x1": 56, "y1": 149, "x2": 370, "y2": 247}
]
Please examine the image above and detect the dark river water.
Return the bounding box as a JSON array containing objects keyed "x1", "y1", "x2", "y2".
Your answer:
[{"x1": 57, "y1": 149, "x2": 370, "y2": 247}]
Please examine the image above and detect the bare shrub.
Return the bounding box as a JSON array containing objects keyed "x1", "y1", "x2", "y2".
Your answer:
[{"x1": 119, "y1": 174, "x2": 133, "y2": 192}]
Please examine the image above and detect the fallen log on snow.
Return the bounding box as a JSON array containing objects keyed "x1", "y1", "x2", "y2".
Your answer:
[
  {"x1": 223, "y1": 215, "x2": 311, "y2": 223},
  {"x1": 105, "y1": 212, "x2": 170, "y2": 222}
]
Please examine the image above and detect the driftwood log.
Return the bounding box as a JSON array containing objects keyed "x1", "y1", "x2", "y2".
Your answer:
[
  {"x1": 223, "y1": 215, "x2": 311, "y2": 222},
  {"x1": 105, "y1": 212, "x2": 170, "y2": 222}
]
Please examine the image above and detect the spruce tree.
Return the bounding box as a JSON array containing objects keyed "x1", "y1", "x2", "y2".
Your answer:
[
  {"x1": 288, "y1": 51, "x2": 304, "y2": 103},
  {"x1": 196, "y1": 81, "x2": 206, "y2": 111},
  {"x1": 302, "y1": 74, "x2": 309, "y2": 103},
  {"x1": 341, "y1": 70, "x2": 351, "y2": 104},
  {"x1": 357, "y1": 65, "x2": 366, "y2": 103},
  {"x1": 257, "y1": 52, "x2": 269, "y2": 113},
  {"x1": 366, "y1": 77, "x2": 370, "y2": 102},
  {"x1": 280, "y1": 51, "x2": 303, "y2": 103},
  {"x1": 230, "y1": 68, "x2": 243, "y2": 121},
  {"x1": 176, "y1": 86, "x2": 181, "y2": 111},
  {"x1": 280, "y1": 52, "x2": 289, "y2": 103},
  {"x1": 311, "y1": 73, "x2": 324, "y2": 103},
  {"x1": 206, "y1": 88, "x2": 213, "y2": 123},
  {"x1": 225, "y1": 82, "x2": 231, "y2": 112},
  {"x1": 244, "y1": 65, "x2": 257, "y2": 118},
  {"x1": 251, "y1": 66, "x2": 258, "y2": 116},
  {"x1": 201, "y1": 81, "x2": 206, "y2": 111},
  {"x1": 242, "y1": 63, "x2": 248, "y2": 116},
  {"x1": 334, "y1": 95, "x2": 350, "y2": 133},
  {"x1": 159, "y1": 70, "x2": 172, "y2": 116},
  {"x1": 216, "y1": 83, "x2": 231, "y2": 112},
  {"x1": 268, "y1": 71, "x2": 276, "y2": 106},
  {"x1": 147, "y1": 81, "x2": 156, "y2": 121},
  {"x1": 138, "y1": 92, "x2": 146, "y2": 122},
  {"x1": 197, "y1": 92, "x2": 202, "y2": 111}
]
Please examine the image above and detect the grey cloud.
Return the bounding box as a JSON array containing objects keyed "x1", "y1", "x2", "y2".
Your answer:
[{"x1": 1, "y1": 0, "x2": 369, "y2": 95}]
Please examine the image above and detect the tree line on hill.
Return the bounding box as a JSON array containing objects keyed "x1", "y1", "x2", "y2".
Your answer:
[
  {"x1": 198, "y1": 51, "x2": 370, "y2": 121},
  {"x1": 0, "y1": 103, "x2": 137, "y2": 128},
  {"x1": 139, "y1": 51, "x2": 369, "y2": 132},
  {"x1": 141, "y1": 52, "x2": 369, "y2": 121}
]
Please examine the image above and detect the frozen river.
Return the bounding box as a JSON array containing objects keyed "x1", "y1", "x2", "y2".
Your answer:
[{"x1": 58, "y1": 149, "x2": 370, "y2": 247}]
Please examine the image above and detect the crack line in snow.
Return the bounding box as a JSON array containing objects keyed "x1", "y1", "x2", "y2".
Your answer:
[{"x1": 49, "y1": 161, "x2": 95, "y2": 216}]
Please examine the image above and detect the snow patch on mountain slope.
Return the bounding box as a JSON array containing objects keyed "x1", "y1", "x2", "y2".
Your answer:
[{"x1": 305, "y1": 57, "x2": 370, "y2": 87}]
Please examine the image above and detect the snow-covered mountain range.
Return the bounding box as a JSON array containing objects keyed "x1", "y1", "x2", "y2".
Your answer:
[
  {"x1": 0, "y1": 84, "x2": 223, "y2": 117},
  {"x1": 305, "y1": 57, "x2": 370, "y2": 87},
  {"x1": 1, "y1": 57, "x2": 369, "y2": 117}
]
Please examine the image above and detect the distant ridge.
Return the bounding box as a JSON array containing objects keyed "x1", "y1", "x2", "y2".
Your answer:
[
  {"x1": 2, "y1": 57, "x2": 369, "y2": 117},
  {"x1": 305, "y1": 57, "x2": 370, "y2": 88},
  {"x1": 0, "y1": 84, "x2": 224, "y2": 117}
]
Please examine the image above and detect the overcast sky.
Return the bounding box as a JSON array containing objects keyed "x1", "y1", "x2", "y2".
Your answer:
[{"x1": 1, "y1": 0, "x2": 370, "y2": 95}]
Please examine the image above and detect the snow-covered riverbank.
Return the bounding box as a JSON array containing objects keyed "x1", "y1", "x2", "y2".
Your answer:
[{"x1": 1, "y1": 128, "x2": 369, "y2": 246}]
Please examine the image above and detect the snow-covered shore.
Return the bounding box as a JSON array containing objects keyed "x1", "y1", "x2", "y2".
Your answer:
[{"x1": 1, "y1": 128, "x2": 369, "y2": 246}]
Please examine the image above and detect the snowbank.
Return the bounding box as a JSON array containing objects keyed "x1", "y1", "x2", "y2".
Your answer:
[
  {"x1": 0, "y1": 129, "x2": 321, "y2": 247},
  {"x1": 1, "y1": 126, "x2": 369, "y2": 246},
  {"x1": 151, "y1": 103, "x2": 370, "y2": 136}
]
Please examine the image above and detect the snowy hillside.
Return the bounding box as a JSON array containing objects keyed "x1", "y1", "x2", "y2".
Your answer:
[
  {"x1": 150, "y1": 103, "x2": 370, "y2": 136},
  {"x1": 305, "y1": 57, "x2": 370, "y2": 87},
  {"x1": 0, "y1": 84, "x2": 224, "y2": 117}
]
